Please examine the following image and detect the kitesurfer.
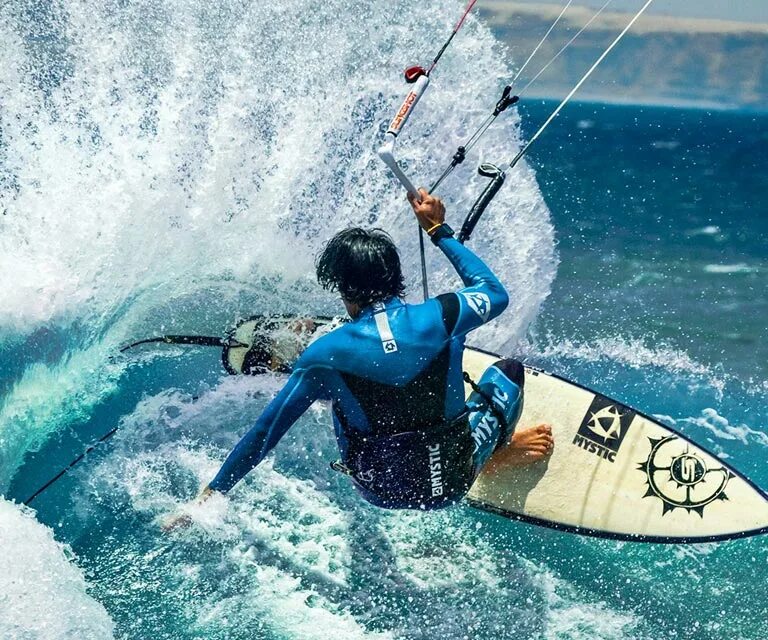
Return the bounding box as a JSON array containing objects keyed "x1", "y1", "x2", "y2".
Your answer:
[{"x1": 164, "y1": 190, "x2": 552, "y2": 528}]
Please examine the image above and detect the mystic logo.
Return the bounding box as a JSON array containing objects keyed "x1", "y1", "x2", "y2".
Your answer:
[
  {"x1": 638, "y1": 435, "x2": 732, "y2": 517},
  {"x1": 572, "y1": 396, "x2": 634, "y2": 463},
  {"x1": 428, "y1": 444, "x2": 443, "y2": 497},
  {"x1": 470, "y1": 386, "x2": 509, "y2": 453},
  {"x1": 461, "y1": 291, "x2": 491, "y2": 321}
]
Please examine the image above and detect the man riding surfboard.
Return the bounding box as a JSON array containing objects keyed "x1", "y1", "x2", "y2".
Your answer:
[{"x1": 164, "y1": 190, "x2": 553, "y2": 528}]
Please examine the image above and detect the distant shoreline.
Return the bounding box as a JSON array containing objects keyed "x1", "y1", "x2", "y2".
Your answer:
[
  {"x1": 480, "y1": 1, "x2": 768, "y2": 35},
  {"x1": 479, "y1": 2, "x2": 768, "y2": 110}
]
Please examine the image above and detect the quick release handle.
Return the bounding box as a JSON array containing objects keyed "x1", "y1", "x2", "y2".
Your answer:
[{"x1": 458, "y1": 163, "x2": 506, "y2": 244}]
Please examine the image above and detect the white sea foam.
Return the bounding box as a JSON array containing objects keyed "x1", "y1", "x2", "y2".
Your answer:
[
  {"x1": 198, "y1": 563, "x2": 394, "y2": 640},
  {"x1": 521, "y1": 558, "x2": 642, "y2": 640},
  {"x1": 687, "y1": 225, "x2": 721, "y2": 236},
  {"x1": 533, "y1": 335, "x2": 726, "y2": 395},
  {"x1": 0, "y1": 0, "x2": 556, "y2": 335},
  {"x1": 650, "y1": 140, "x2": 680, "y2": 150},
  {"x1": 0, "y1": 498, "x2": 114, "y2": 640},
  {"x1": 678, "y1": 408, "x2": 768, "y2": 448},
  {"x1": 703, "y1": 263, "x2": 759, "y2": 274},
  {"x1": 0, "y1": 0, "x2": 555, "y2": 494},
  {"x1": 83, "y1": 377, "x2": 356, "y2": 571}
]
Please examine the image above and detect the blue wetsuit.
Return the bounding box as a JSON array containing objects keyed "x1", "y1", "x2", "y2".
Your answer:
[{"x1": 209, "y1": 235, "x2": 524, "y2": 508}]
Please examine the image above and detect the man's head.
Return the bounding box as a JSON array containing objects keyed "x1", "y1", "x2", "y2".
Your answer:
[{"x1": 316, "y1": 228, "x2": 405, "y2": 316}]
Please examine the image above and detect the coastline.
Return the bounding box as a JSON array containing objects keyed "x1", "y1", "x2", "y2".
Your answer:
[
  {"x1": 479, "y1": 2, "x2": 768, "y2": 110},
  {"x1": 480, "y1": 2, "x2": 768, "y2": 35}
]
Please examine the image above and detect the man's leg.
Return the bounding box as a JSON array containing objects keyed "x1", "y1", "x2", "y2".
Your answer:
[{"x1": 468, "y1": 359, "x2": 553, "y2": 477}]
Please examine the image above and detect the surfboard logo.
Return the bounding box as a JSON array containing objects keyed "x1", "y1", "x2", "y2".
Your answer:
[
  {"x1": 587, "y1": 405, "x2": 624, "y2": 441},
  {"x1": 572, "y1": 396, "x2": 635, "y2": 462},
  {"x1": 462, "y1": 292, "x2": 491, "y2": 321},
  {"x1": 638, "y1": 436, "x2": 732, "y2": 517}
]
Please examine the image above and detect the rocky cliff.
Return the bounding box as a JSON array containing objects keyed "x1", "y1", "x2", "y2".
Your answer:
[{"x1": 478, "y1": 2, "x2": 768, "y2": 109}]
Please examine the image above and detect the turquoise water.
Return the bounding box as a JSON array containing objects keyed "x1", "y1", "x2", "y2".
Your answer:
[{"x1": 1, "y1": 1, "x2": 767, "y2": 638}]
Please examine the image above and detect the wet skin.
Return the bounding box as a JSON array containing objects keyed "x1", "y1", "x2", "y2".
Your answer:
[{"x1": 484, "y1": 424, "x2": 554, "y2": 471}]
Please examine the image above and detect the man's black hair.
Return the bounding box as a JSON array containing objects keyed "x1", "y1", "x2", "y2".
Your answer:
[{"x1": 316, "y1": 228, "x2": 406, "y2": 308}]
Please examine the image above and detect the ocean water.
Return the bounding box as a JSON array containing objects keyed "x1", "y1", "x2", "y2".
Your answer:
[{"x1": 1, "y1": 1, "x2": 766, "y2": 639}]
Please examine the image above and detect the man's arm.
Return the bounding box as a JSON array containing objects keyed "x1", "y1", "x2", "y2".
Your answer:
[
  {"x1": 407, "y1": 188, "x2": 509, "y2": 336},
  {"x1": 433, "y1": 235, "x2": 509, "y2": 336},
  {"x1": 162, "y1": 358, "x2": 327, "y2": 531},
  {"x1": 207, "y1": 366, "x2": 325, "y2": 493}
]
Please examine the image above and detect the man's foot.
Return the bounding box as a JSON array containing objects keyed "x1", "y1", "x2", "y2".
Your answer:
[{"x1": 485, "y1": 424, "x2": 554, "y2": 471}]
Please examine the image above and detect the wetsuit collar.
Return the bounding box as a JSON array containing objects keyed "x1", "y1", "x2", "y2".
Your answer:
[{"x1": 355, "y1": 297, "x2": 404, "y2": 320}]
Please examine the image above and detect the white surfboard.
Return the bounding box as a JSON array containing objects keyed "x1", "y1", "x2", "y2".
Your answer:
[{"x1": 463, "y1": 346, "x2": 768, "y2": 543}]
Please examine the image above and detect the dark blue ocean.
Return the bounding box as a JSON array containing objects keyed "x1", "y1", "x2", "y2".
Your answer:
[{"x1": 1, "y1": 1, "x2": 766, "y2": 638}]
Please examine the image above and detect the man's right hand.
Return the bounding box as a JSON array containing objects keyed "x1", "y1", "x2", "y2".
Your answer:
[
  {"x1": 160, "y1": 512, "x2": 193, "y2": 532},
  {"x1": 407, "y1": 188, "x2": 446, "y2": 233}
]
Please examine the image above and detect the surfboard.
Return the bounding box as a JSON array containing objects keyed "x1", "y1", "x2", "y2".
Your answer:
[{"x1": 463, "y1": 346, "x2": 768, "y2": 543}]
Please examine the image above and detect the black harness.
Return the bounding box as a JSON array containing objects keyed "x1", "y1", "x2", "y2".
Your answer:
[
  {"x1": 330, "y1": 294, "x2": 481, "y2": 510},
  {"x1": 333, "y1": 412, "x2": 474, "y2": 510}
]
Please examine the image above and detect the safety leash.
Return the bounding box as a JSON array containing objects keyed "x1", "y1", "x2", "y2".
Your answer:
[{"x1": 23, "y1": 427, "x2": 119, "y2": 505}]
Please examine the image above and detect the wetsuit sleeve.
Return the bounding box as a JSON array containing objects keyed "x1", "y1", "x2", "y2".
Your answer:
[
  {"x1": 435, "y1": 235, "x2": 509, "y2": 337},
  {"x1": 208, "y1": 366, "x2": 327, "y2": 493}
]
